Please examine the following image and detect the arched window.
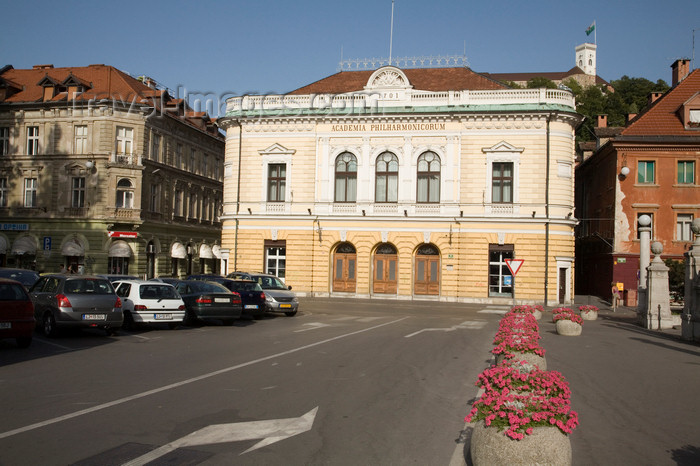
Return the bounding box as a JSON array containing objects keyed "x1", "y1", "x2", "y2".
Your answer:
[
  {"x1": 417, "y1": 151, "x2": 440, "y2": 203},
  {"x1": 334, "y1": 152, "x2": 357, "y2": 202},
  {"x1": 116, "y1": 178, "x2": 134, "y2": 208},
  {"x1": 375, "y1": 152, "x2": 398, "y2": 203}
]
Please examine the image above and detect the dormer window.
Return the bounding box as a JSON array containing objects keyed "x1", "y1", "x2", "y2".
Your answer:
[{"x1": 679, "y1": 92, "x2": 700, "y2": 129}]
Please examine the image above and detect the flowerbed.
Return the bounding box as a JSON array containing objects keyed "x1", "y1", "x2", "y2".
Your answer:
[
  {"x1": 492, "y1": 311, "x2": 545, "y2": 360},
  {"x1": 466, "y1": 363, "x2": 579, "y2": 440},
  {"x1": 553, "y1": 309, "x2": 584, "y2": 326}
]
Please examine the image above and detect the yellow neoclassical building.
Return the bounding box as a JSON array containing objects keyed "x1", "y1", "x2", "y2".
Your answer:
[{"x1": 217, "y1": 66, "x2": 581, "y2": 305}]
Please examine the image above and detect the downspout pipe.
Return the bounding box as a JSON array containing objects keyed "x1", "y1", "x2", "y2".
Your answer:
[
  {"x1": 234, "y1": 122, "x2": 243, "y2": 272},
  {"x1": 545, "y1": 114, "x2": 552, "y2": 306}
]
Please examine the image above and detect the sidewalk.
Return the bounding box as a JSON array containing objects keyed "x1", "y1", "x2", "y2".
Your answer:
[
  {"x1": 540, "y1": 300, "x2": 698, "y2": 465},
  {"x1": 458, "y1": 297, "x2": 700, "y2": 465}
]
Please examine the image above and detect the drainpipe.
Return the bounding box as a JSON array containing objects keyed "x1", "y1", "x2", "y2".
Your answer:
[
  {"x1": 545, "y1": 114, "x2": 552, "y2": 305},
  {"x1": 233, "y1": 122, "x2": 243, "y2": 271}
]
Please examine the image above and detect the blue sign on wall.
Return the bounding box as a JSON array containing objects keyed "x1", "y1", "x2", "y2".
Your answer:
[
  {"x1": 43, "y1": 236, "x2": 51, "y2": 251},
  {"x1": 503, "y1": 275, "x2": 512, "y2": 286}
]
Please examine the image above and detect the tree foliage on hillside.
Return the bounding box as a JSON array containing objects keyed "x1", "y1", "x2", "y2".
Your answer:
[{"x1": 572, "y1": 76, "x2": 670, "y2": 142}]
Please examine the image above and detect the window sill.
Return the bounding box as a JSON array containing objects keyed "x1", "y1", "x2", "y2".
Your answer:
[
  {"x1": 633, "y1": 183, "x2": 659, "y2": 188},
  {"x1": 672, "y1": 183, "x2": 698, "y2": 188}
]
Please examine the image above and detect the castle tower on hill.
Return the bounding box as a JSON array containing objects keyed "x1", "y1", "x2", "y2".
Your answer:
[{"x1": 576, "y1": 43, "x2": 597, "y2": 77}]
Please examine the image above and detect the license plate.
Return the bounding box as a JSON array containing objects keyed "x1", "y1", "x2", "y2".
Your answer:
[
  {"x1": 215, "y1": 298, "x2": 230, "y2": 303},
  {"x1": 244, "y1": 305, "x2": 258, "y2": 309},
  {"x1": 280, "y1": 304, "x2": 292, "y2": 309},
  {"x1": 83, "y1": 314, "x2": 106, "y2": 320},
  {"x1": 154, "y1": 313, "x2": 172, "y2": 320},
  {"x1": 0, "y1": 322, "x2": 11, "y2": 329}
]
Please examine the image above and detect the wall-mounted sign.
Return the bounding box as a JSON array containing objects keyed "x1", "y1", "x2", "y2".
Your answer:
[
  {"x1": 1, "y1": 223, "x2": 29, "y2": 231},
  {"x1": 108, "y1": 231, "x2": 138, "y2": 238}
]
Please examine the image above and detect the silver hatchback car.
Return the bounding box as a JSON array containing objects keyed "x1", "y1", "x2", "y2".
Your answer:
[{"x1": 29, "y1": 274, "x2": 123, "y2": 336}]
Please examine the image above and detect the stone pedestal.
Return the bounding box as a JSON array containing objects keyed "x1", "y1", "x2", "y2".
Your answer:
[
  {"x1": 645, "y1": 242, "x2": 674, "y2": 330},
  {"x1": 681, "y1": 220, "x2": 700, "y2": 341}
]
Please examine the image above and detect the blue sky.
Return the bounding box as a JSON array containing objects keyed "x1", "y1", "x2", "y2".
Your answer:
[{"x1": 2, "y1": 0, "x2": 699, "y2": 116}]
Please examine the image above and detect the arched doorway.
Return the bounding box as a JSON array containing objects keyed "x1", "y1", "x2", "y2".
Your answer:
[
  {"x1": 414, "y1": 244, "x2": 440, "y2": 295},
  {"x1": 332, "y1": 242, "x2": 356, "y2": 292},
  {"x1": 373, "y1": 243, "x2": 398, "y2": 294}
]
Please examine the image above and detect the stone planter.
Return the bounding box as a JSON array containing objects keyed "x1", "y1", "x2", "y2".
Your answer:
[
  {"x1": 532, "y1": 309, "x2": 542, "y2": 320},
  {"x1": 555, "y1": 320, "x2": 582, "y2": 336},
  {"x1": 580, "y1": 309, "x2": 598, "y2": 321},
  {"x1": 495, "y1": 351, "x2": 547, "y2": 370},
  {"x1": 470, "y1": 421, "x2": 572, "y2": 466}
]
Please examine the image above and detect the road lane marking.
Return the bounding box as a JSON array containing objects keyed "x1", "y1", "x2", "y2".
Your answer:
[
  {"x1": 294, "y1": 322, "x2": 331, "y2": 332},
  {"x1": 404, "y1": 320, "x2": 487, "y2": 338},
  {"x1": 122, "y1": 407, "x2": 318, "y2": 465},
  {"x1": 0, "y1": 317, "x2": 409, "y2": 440},
  {"x1": 477, "y1": 308, "x2": 508, "y2": 314}
]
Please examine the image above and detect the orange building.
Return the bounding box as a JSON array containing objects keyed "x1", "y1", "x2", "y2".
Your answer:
[{"x1": 575, "y1": 60, "x2": 700, "y2": 304}]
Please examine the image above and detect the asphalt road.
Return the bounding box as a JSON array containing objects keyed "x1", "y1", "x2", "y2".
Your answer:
[{"x1": 0, "y1": 298, "x2": 506, "y2": 465}]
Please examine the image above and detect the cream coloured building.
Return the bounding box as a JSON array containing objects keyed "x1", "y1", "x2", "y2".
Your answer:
[{"x1": 217, "y1": 66, "x2": 581, "y2": 305}]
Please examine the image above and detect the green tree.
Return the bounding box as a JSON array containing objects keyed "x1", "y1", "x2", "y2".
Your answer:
[
  {"x1": 526, "y1": 77, "x2": 557, "y2": 89},
  {"x1": 664, "y1": 258, "x2": 685, "y2": 302}
]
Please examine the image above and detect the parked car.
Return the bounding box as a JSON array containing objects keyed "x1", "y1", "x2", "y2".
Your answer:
[
  {"x1": 29, "y1": 274, "x2": 123, "y2": 337},
  {"x1": 187, "y1": 274, "x2": 225, "y2": 281},
  {"x1": 249, "y1": 273, "x2": 298, "y2": 316},
  {"x1": 113, "y1": 280, "x2": 185, "y2": 329},
  {"x1": 226, "y1": 271, "x2": 253, "y2": 280},
  {"x1": 170, "y1": 280, "x2": 242, "y2": 325},
  {"x1": 97, "y1": 274, "x2": 140, "y2": 283},
  {"x1": 0, "y1": 278, "x2": 35, "y2": 348},
  {"x1": 216, "y1": 279, "x2": 266, "y2": 319},
  {"x1": 0, "y1": 268, "x2": 40, "y2": 290}
]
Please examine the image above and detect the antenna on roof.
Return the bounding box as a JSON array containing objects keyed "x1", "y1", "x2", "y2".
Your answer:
[{"x1": 389, "y1": 0, "x2": 395, "y2": 66}]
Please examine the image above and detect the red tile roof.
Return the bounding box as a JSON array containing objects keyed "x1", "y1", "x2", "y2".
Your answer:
[
  {"x1": 288, "y1": 67, "x2": 506, "y2": 94},
  {"x1": 621, "y1": 69, "x2": 700, "y2": 136},
  {"x1": 0, "y1": 64, "x2": 153, "y2": 103}
]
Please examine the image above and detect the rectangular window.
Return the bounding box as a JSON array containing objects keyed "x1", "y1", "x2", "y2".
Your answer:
[
  {"x1": 492, "y1": 162, "x2": 513, "y2": 203},
  {"x1": 176, "y1": 144, "x2": 183, "y2": 169},
  {"x1": 174, "y1": 189, "x2": 182, "y2": 216},
  {"x1": 116, "y1": 127, "x2": 133, "y2": 155},
  {"x1": 0, "y1": 127, "x2": 9, "y2": 155},
  {"x1": 202, "y1": 154, "x2": 208, "y2": 177},
  {"x1": 265, "y1": 241, "x2": 286, "y2": 279},
  {"x1": 677, "y1": 214, "x2": 694, "y2": 241},
  {"x1": 0, "y1": 177, "x2": 7, "y2": 207},
  {"x1": 24, "y1": 178, "x2": 37, "y2": 207},
  {"x1": 268, "y1": 164, "x2": 286, "y2": 202},
  {"x1": 637, "y1": 161, "x2": 655, "y2": 184},
  {"x1": 488, "y1": 244, "x2": 514, "y2": 297},
  {"x1": 678, "y1": 161, "x2": 695, "y2": 184},
  {"x1": 71, "y1": 177, "x2": 85, "y2": 208},
  {"x1": 214, "y1": 157, "x2": 220, "y2": 180},
  {"x1": 190, "y1": 149, "x2": 196, "y2": 173},
  {"x1": 74, "y1": 125, "x2": 87, "y2": 154},
  {"x1": 151, "y1": 133, "x2": 161, "y2": 162},
  {"x1": 149, "y1": 183, "x2": 160, "y2": 212},
  {"x1": 27, "y1": 126, "x2": 39, "y2": 155},
  {"x1": 637, "y1": 213, "x2": 654, "y2": 240}
]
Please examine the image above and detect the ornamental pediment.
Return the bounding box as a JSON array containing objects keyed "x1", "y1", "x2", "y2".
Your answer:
[
  {"x1": 258, "y1": 143, "x2": 296, "y2": 156},
  {"x1": 481, "y1": 141, "x2": 524, "y2": 153},
  {"x1": 365, "y1": 66, "x2": 412, "y2": 90}
]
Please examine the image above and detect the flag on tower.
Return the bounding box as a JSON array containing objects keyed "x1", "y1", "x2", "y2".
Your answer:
[{"x1": 585, "y1": 21, "x2": 596, "y2": 36}]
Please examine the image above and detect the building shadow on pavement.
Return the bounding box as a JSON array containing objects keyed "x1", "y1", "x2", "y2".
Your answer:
[{"x1": 669, "y1": 444, "x2": 700, "y2": 465}]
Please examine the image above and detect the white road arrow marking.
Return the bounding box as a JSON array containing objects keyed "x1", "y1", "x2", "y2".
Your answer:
[
  {"x1": 404, "y1": 320, "x2": 487, "y2": 338},
  {"x1": 294, "y1": 322, "x2": 331, "y2": 332},
  {"x1": 122, "y1": 407, "x2": 318, "y2": 465}
]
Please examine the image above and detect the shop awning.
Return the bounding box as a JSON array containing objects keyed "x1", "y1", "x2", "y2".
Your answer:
[
  {"x1": 171, "y1": 242, "x2": 186, "y2": 259},
  {"x1": 212, "y1": 245, "x2": 222, "y2": 259},
  {"x1": 61, "y1": 239, "x2": 85, "y2": 257},
  {"x1": 0, "y1": 236, "x2": 7, "y2": 255},
  {"x1": 109, "y1": 240, "x2": 133, "y2": 258},
  {"x1": 199, "y1": 244, "x2": 213, "y2": 259},
  {"x1": 11, "y1": 236, "x2": 37, "y2": 255}
]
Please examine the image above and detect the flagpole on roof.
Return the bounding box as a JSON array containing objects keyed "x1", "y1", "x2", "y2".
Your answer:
[{"x1": 389, "y1": 0, "x2": 395, "y2": 66}]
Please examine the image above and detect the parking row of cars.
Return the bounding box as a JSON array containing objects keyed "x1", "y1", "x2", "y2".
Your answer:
[{"x1": 0, "y1": 268, "x2": 299, "y2": 348}]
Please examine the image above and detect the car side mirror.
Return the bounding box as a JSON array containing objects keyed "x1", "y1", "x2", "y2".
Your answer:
[{"x1": 287, "y1": 285, "x2": 292, "y2": 290}]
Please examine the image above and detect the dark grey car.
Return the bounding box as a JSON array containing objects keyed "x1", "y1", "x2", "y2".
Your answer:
[{"x1": 29, "y1": 274, "x2": 123, "y2": 336}]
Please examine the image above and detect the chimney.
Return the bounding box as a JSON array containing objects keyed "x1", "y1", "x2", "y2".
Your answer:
[
  {"x1": 648, "y1": 92, "x2": 663, "y2": 106},
  {"x1": 33, "y1": 64, "x2": 54, "y2": 70},
  {"x1": 671, "y1": 59, "x2": 690, "y2": 86},
  {"x1": 596, "y1": 114, "x2": 608, "y2": 128}
]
